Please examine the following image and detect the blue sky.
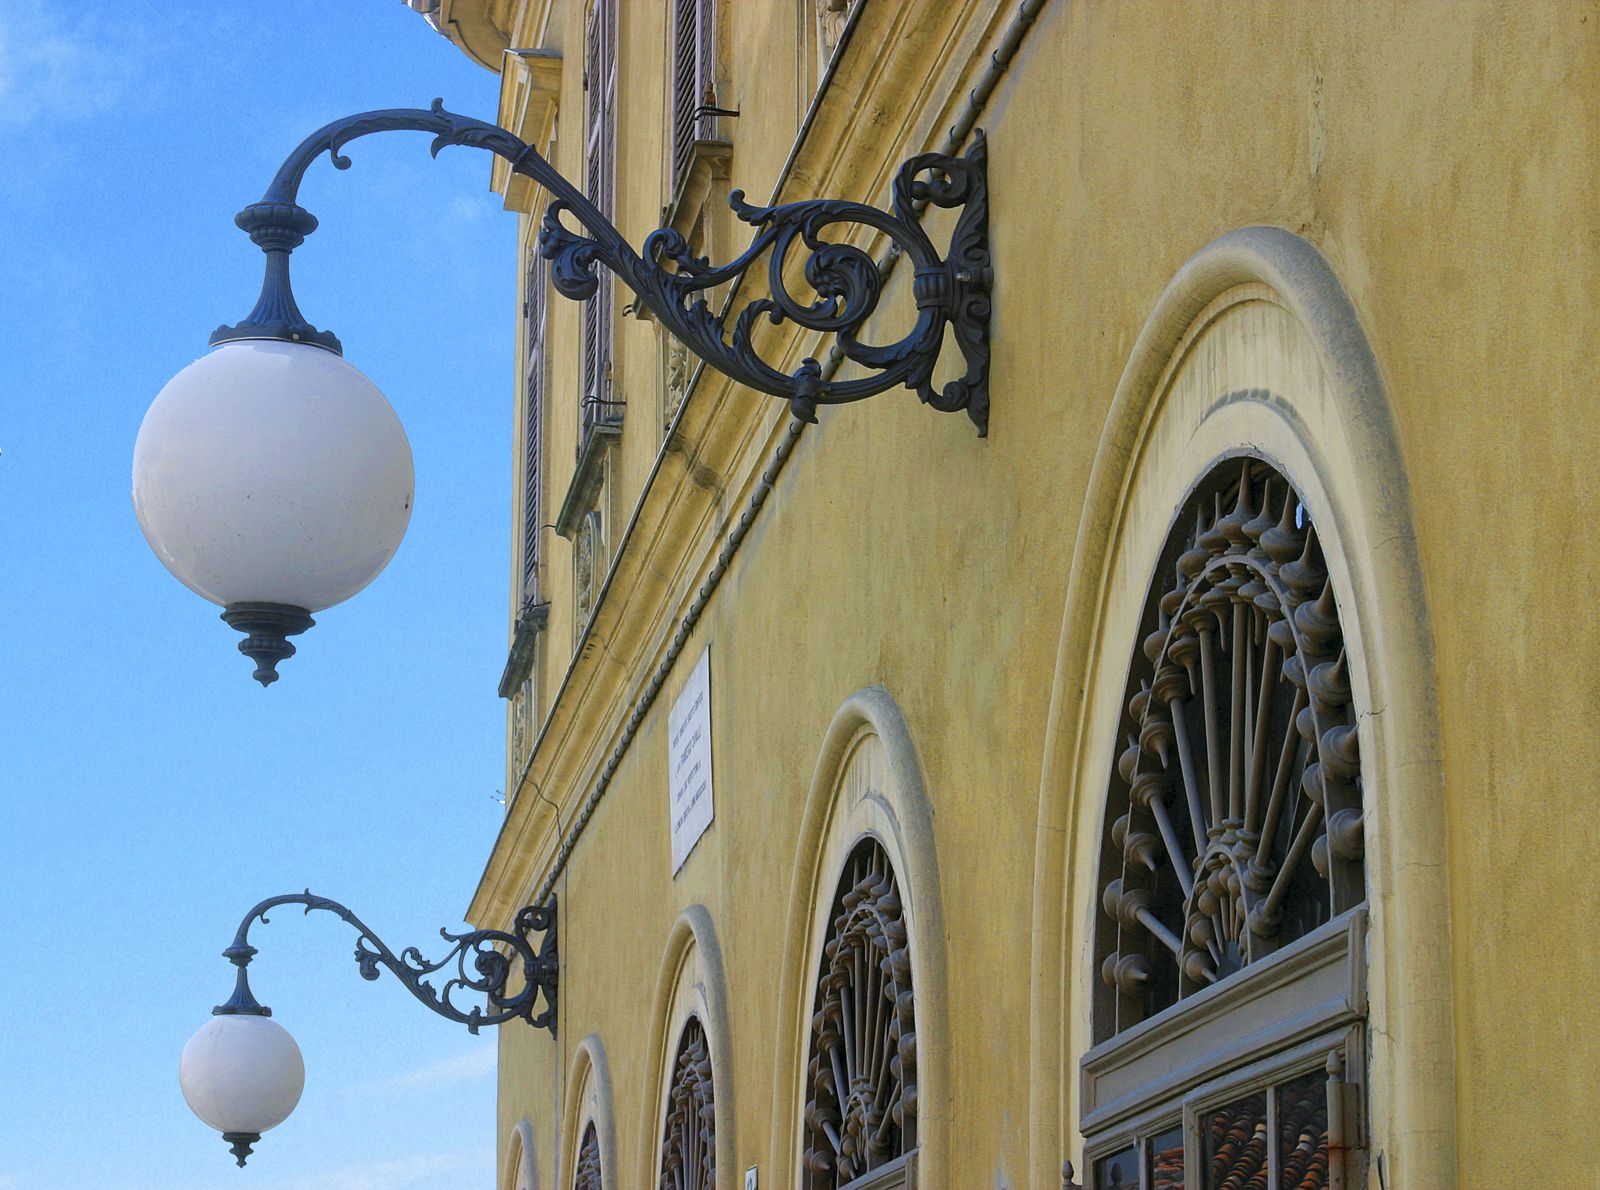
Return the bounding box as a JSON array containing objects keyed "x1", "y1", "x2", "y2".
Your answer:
[{"x1": 1, "y1": 3, "x2": 522, "y2": 1186}]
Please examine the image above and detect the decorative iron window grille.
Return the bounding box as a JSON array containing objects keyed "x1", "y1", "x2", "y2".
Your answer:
[
  {"x1": 659, "y1": 1016, "x2": 716, "y2": 1190},
  {"x1": 575, "y1": 1121, "x2": 604, "y2": 1190},
  {"x1": 522, "y1": 245, "x2": 548, "y2": 600},
  {"x1": 671, "y1": 0, "x2": 716, "y2": 188},
  {"x1": 1081, "y1": 456, "x2": 1368, "y2": 1190},
  {"x1": 1093, "y1": 457, "x2": 1366, "y2": 1037},
  {"x1": 802, "y1": 836, "x2": 918, "y2": 1189},
  {"x1": 581, "y1": 0, "x2": 620, "y2": 448}
]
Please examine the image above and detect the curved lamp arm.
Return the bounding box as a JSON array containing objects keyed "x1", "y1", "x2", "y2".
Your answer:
[
  {"x1": 212, "y1": 99, "x2": 992, "y2": 434},
  {"x1": 213, "y1": 889, "x2": 558, "y2": 1036}
]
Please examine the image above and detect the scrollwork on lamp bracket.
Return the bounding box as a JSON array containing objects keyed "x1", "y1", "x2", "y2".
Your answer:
[
  {"x1": 213, "y1": 890, "x2": 558, "y2": 1036},
  {"x1": 211, "y1": 99, "x2": 992, "y2": 435}
]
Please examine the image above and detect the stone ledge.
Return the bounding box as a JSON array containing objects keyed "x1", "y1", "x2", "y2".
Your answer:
[{"x1": 555, "y1": 420, "x2": 621, "y2": 539}]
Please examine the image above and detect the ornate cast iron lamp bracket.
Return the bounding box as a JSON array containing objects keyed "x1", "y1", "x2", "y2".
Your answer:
[
  {"x1": 214, "y1": 890, "x2": 558, "y2": 1037},
  {"x1": 212, "y1": 99, "x2": 992, "y2": 435}
]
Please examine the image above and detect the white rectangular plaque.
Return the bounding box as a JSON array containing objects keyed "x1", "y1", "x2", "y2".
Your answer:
[{"x1": 668, "y1": 646, "x2": 715, "y2": 874}]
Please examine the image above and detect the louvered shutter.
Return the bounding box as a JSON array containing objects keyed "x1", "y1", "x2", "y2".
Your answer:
[
  {"x1": 521, "y1": 249, "x2": 547, "y2": 599},
  {"x1": 672, "y1": 0, "x2": 697, "y2": 186},
  {"x1": 581, "y1": 0, "x2": 617, "y2": 449},
  {"x1": 672, "y1": 0, "x2": 716, "y2": 189},
  {"x1": 697, "y1": 0, "x2": 715, "y2": 135}
]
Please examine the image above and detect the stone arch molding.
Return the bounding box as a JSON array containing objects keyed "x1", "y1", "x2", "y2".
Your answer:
[
  {"x1": 503, "y1": 1117, "x2": 539, "y2": 1190},
  {"x1": 636, "y1": 904, "x2": 737, "y2": 1188},
  {"x1": 1025, "y1": 226, "x2": 1457, "y2": 1188},
  {"x1": 560, "y1": 1032, "x2": 619, "y2": 1189},
  {"x1": 767, "y1": 685, "x2": 950, "y2": 1190}
]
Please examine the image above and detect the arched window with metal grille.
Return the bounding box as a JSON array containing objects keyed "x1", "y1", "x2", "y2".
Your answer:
[
  {"x1": 658, "y1": 1015, "x2": 715, "y2": 1190},
  {"x1": 574, "y1": 1121, "x2": 603, "y2": 1190},
  {"x1": 802, "y1": 835, "x2": 918, "y2": 1190},
  {"x1": 1080, "y1": 455, "x2": 1368, "y2": 1190}
]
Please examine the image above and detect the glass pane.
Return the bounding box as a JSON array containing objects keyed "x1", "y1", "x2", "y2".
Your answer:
[
  {"x1": 1094, "y1": 1146, "x2": 1139, "y2": 1189},
  {"x1": 1148, "y1": 1125, "x2": 1184, "y2": 1190},
  {"x1": 1278, "y1": 1070, "x2": 1330, "y2": 1189},
  {"x1": 1204, "y1": 1093, "x2": 1268, "y2": 1189}
]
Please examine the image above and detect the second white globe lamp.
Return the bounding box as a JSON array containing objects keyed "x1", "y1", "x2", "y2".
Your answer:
[{"x1": 179, "y1": 1013, "x2": 306, "y2": 1167}]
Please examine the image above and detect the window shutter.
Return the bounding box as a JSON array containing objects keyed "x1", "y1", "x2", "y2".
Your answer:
[
  {"x1": 672, "y1": 0, "x2": 697, "y2": 185},
  {"x1": 672, "y1": 0, "x2": 717, "y2": 189},
  {"x1": 582, "y1": 0, "x2": 617, "y2": 448},
  {"x1": 521, "y1": 250, "x2": 547, "y2": 599},
  {"x1": 697, "y1": 0, "x2": 715, "y2": 130}
]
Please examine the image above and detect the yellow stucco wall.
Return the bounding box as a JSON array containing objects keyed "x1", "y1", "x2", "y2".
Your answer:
[{"x1": 439, "y1": 1, "x2": 1600, "y2": 1185}]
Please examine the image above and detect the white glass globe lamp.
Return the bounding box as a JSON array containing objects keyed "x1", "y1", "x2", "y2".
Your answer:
[
  {"x1": 180, "y1": 1012, "x2": 306, "y2": 1167},
  {"x1": 133, "y1": 339, "x2": 413, "y2": 685}
]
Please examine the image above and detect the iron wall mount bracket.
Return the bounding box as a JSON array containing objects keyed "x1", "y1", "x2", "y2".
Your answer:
[
  {"x1": 211, "y1": 99, "x2": 992, "y2": 435},
  {"x1": 213, "y1": 890, "x2": 558, "y2": 1037}
]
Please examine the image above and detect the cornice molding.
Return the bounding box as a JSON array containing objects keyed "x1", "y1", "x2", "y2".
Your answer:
[
  {"x1": 435, "y1": 0, "x2": 519, "y2": 73},
  {"x1": 493, "y1": 48, "x2": 563, "y2": 212}
]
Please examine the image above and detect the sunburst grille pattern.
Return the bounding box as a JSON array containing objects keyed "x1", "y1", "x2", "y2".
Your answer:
[
  {"x1": 802, "y1": 837, "x2": 918, "y2": 1187},
  {"x1": 659, "y1": 1016, "x2": 716, "y2": 1190},
  {"x1": 1094, "y1": 457, "x2": 1367, "y2": 1041}
]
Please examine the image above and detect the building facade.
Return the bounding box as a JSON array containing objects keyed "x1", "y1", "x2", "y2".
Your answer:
[{"x1": 417, "y1": 1, "x2": 1600, "y2": 1186}]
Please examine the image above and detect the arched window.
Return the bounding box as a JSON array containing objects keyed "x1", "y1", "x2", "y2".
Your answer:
[
  {"x1": 563, "y1": 1033, "x2": 616, "y2": 1190},
  {"x1": 1082, "y1": 456, "x2": 1367, "y2": 1189},
  {"x1": 575, "y1": 1121, "x2": 603, "y2": 1190},
  {"x1": 504, "y1": 1118, "x2": 540, "y2": 1190},
  {"x1": 658, "y1": 1015, "x2": 715, "y2": 1190},
  {"x1": 802, "y1": 836, "x2": 918, "y2": 1189}
]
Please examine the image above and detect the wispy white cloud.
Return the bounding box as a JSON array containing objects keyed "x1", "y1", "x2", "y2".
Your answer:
[
  {"x1": 0, "y1": 0, "x2": 148, "y2": 128},
  {"x1": 363, "y1": 1044, "x2": 497, "y2": 1093},
  {"x1": 264, "y1": 1150, "x2": 488, "y2": 1190},
  {"x1": 446, "y1": 193, "x2": 490, "y2": 223}
]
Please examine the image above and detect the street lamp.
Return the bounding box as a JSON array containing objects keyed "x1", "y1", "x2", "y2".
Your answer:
[
  {"x1": 133, "y1": 100, "x2": 992, "y2": 683},
  {"x1": 180, "y1": 891, "x2": 557, "y2": 1166},
  {"x1": 147, "y1": 98, "x2": 989, "y2": 1167}
]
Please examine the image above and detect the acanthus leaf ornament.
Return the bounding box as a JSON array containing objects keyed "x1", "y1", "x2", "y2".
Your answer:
[{"x1": 214, "y1": 100, "x2": 992, "y2": 435}]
